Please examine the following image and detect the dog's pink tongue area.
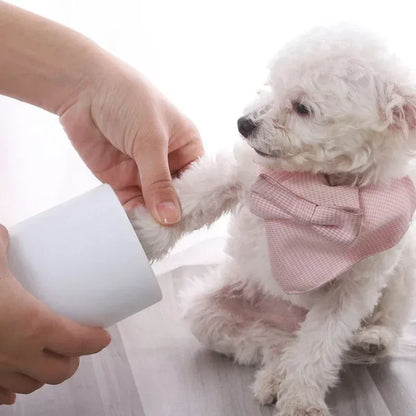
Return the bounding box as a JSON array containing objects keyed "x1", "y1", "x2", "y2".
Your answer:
[{"x1": 215, "y1": 285, "x2": 307, "y2": 333}]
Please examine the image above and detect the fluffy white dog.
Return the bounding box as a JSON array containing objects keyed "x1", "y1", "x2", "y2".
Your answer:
[{"x1": 129, "y1": 26, "x2": 416, "y2": 416}]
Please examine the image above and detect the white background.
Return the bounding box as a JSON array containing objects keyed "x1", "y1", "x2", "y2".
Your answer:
[{"x1": 2, "y1": 0, "x2": 416, "y2": 235}]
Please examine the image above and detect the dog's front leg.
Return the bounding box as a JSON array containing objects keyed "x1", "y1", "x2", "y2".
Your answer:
[
  {"x1": 274, "y1": 275, "x2": 387, "y2": 416},
  {"x1": 128, "y1": 150, "x2": 248, "y2": 261}
]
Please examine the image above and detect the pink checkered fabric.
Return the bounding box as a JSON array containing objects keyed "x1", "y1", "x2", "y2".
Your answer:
[{"x1": 249, "y1": 170, "x2": 416, "y2": 294}]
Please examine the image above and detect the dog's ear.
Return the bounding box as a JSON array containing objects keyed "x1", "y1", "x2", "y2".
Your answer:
[{"x1": 382, "y1": 83, "x2": 416, "y2": 136}]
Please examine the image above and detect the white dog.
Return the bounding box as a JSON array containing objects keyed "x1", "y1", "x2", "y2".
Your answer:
[{"x1": 129, "y1": 26, "x2": 416, "y2": 416}]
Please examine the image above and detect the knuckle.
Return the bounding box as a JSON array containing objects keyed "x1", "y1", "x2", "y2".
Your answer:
[
  {"x1": 19, "y1": 381, "x2": 44, "y2": 395},
  {"x1": 146, "y1": 178, "x2": 176, "y2": 198},
  {"x1": 150, "y1": 178, "x2": 174, "y2": 191},
  {"x1": 133, "y1": 132, "x2": 166, "y2": 159},
  {"x1": 48, "y1": 358, "x2": 79, "y2": 385}
]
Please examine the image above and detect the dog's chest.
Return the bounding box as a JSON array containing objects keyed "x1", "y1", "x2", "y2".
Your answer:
[
  {"x1": 226, "y1": 204, "x2": 270, "y2": 270},
  {"x1": 225, "y1": 202, "x2": 318, "y2": 311},
  {"x1": 226, "y1": 201, "x2": 300, "y2": 295}
]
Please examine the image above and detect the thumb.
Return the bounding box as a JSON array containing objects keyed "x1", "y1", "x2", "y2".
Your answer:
[
  {"x1": 135, "y1": 144, "x2": 181, "y2": 225},
  {"x1": 47, "y1": 314, "x2": 111, "y2": 357},
  {"x1": 0, "y1": 225, "x2": 10, "y2": 270}
]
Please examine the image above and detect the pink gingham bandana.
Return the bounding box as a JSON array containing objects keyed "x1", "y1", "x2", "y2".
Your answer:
[{"x1": 249, "y1": 170, "x2": 416, "y2": 294}]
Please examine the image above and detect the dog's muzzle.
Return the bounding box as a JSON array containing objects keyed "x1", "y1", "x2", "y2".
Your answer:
[{"x1": 237, "y1": 116, "x2": 257, "y2": 138}]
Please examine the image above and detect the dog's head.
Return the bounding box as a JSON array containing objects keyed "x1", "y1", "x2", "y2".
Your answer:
[{"x1": 238, "y1": 26, "x2": 416, "y2": 185}]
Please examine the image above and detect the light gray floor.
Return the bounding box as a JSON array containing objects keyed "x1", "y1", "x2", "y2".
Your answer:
[{"x1": 5, "y1": 265, "x2": 416, "y2": 416}]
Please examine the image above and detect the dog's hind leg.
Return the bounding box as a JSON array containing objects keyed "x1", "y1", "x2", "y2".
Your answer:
[
  {"x1": 180, "y1": 261, "x2": 307, "y2": 407},
  {"x1": 180, "y1": 262, "x2": 302, "y2": 367},
  {"x1": 347, "y1": 260, "x2": 415, "y2": 363}
]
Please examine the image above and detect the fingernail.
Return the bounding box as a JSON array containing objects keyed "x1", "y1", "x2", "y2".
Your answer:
[{"x1": 156, "y1": 201, "x2": 181, "y2": 225}]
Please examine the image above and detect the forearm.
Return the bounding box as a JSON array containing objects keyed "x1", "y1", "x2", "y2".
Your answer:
[{"x1": 0, "y1": 1, "x2": 105, "y2": 115}]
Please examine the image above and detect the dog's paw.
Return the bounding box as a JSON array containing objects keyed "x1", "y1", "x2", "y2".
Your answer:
[
  {"x1": 276, "y1": 402, "x2": 331, "y2": 416},
  {"x1": 252, "y1": 366, "x2": 283, "y2": 405},
  {"x1": 349, "y1": 324, "x2": 395, "y2": 360},
  {"x1": 279, "y1": 408, "x2": 330, "y2": 416},
  {"x1": 275, "y1": 378, "x2": 330, "y2": 416}
]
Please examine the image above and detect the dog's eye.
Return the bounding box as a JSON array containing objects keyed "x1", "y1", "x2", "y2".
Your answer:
[{"x1": 293, "y1": 101, "x2": 311, "y2": 116}]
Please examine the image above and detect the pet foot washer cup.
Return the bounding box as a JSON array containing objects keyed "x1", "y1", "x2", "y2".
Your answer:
[{"x1": 7, "y1": 185, "x2": 162, "y2": 328}]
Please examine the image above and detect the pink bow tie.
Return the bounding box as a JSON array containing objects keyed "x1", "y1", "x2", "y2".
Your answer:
[
  {"x1": 249, "y1": 170, "x2": 416, "y2": 294},
  {"x1": 250, "y1": 174, "x2": 363, "y2": 248}
]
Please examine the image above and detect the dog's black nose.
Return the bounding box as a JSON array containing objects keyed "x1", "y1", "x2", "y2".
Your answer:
[{"x1": 237, "y1": 116, "x2": 257, "y2": 138}]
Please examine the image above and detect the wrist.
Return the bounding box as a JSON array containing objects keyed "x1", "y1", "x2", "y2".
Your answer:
[{"x1": 55, "y1": 42, "x2": 109, "y2": 116}]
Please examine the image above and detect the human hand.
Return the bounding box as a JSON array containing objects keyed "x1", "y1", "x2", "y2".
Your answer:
[
  {"x1": 0, "y1": 2, "x2": 203, "y2": 225},
  {"x1": 60, "y1": 57, "x2": 203, "y2": 225},
  {"x1": 0, "y1": 225, "x2": 111, "y2": 405}
]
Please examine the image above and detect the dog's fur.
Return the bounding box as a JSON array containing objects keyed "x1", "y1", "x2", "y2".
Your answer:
[{"x1": 129, "y1": 26, "x2": 416, "y2": 416}]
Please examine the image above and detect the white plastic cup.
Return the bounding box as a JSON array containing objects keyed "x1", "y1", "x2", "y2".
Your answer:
[{"x1": 7, "y1": 184, "x2": 162, "y2": 328}]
